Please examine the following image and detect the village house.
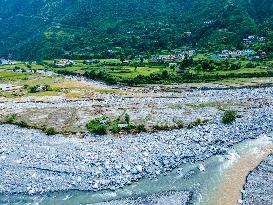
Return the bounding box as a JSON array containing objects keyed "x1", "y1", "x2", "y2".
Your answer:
[
  {"x1": 151, "y1": 50, "x2": 195, "y2": 63},
  {"x1": 0, "y1": 84, "x2": 22, "y2": 91},
  {"x1": 211, "y1": 54, "x2": 229, "y2": 59},
  {"x1": 54, "y1": 59, "x2": 75, "y2": 67},
  {"x1": 0, "y1": 58, "x2": 16, "y2": 65},
  {"x1": 243, "y1": 35, "x2": 266, "y2": 44},
  {"x1": 221, "y1": 50, "x2": 256, "y2": 56},
  {"x1": 84, "y1": 59, "x2": 100, "y2": 65}
]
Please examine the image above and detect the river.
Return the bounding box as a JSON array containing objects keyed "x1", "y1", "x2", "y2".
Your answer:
[{"x1": 1, "y1": 134, "x2": 272, "y2": 205}]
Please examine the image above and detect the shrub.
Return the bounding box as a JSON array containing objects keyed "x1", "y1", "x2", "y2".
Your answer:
[
  {"x1": 125, "y1": 113, "x2": 130, "y2": 124},
  {"x1": 92, "y1": 124, "x2": 108, "y2": 135},
  {"x1": 187, "y1": 122, "x2": 195, "y2": 129},
  {"x1": 230, "y1": 63, "x2": 241, "y2": 70},
  {"x1": 111, "y1": 124, "x2": 121, "y2": 133},
  {"x1": 17, "y1": 120, "x2": 28, "y2": 128},
  {"x1": 136, "y1": 124, "x2": 146, "y2": 132},
  {"x1": 195, "y1": 118, "x2": 203, "y2": 126},
  {"x1": 176, "y1": 120, "x2": 185, "y2": 129},
  {"x1": 6, "y1": 114, "x2": 17, "y2": 123},
  {"x1": 46, "y1": 127, "x2": 57, "y2": 135},
  {"x1": 222, "y1": 110, "x2": 237, "y2": 124},
  {"x1": 245, "y1": 62, "x2": 256, "y2": 68},
  {"x1": 86, "y1": 117, "x2": 108, "y2": 135},
  {"x1": 43, "y1": 84, "x2": 52, "y2": 91},
  {"x1": 153, "y1": 124, "x2": 170, "y2": 131},
  {"x1": 28, "y1": 85, "x2": 40, "y2": 93}
]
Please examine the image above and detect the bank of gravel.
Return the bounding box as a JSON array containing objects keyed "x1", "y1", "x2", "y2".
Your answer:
[
  {"x1": 0, "y1": 106, "x2": 273, "y2": 195},
  {"x1": 242, "y1": 153, "x2": 273, "y2": 205}
]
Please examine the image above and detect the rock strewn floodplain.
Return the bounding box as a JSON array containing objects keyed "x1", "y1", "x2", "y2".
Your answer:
[
  {"x1": 1, "y1": 76, "x2": 273, "y2": 135},
  {"x1": 1, "y1": 105, "x2": 273, "y2": 194},
  {"x1": 242, "y1": 154, "x2": 273, "y2": 205},
  {"x1": 1, "y1": 72, "x2": 273, "y2": 204}
]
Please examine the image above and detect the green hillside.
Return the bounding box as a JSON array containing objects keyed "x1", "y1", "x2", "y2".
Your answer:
[{"x1": 0, "y1": 0, "x2": 273, "y2": 60}]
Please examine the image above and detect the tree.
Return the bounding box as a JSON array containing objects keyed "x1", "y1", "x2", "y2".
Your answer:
[
  {"x1": 120, "y1": 54, "x2": 125, "y2": 63},
  {"x1": 125, "y1": 113, "x2": 130, "y2": 124}
]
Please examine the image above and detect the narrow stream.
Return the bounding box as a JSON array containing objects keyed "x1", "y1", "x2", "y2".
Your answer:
[{"x1": 1, "y1": 135, "x2": 272, "y2": 205}]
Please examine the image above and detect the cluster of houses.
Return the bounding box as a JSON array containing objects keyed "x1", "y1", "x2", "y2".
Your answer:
[
  {"x1": 0, "y1": 58, "x2": 16, "y2": 65},
  {"x1": 151, "y1": 50, "x2": 196, "y2": 62},
  {"x1": 0, "y1": 84, "x2": 22, "y2": 92},
  {"x1": 54, "y1": 59, "x2": 75, "y2": 67},
  {"x1": 211, "y1": 50, "x2": 257, "y2": 59},
  {"x1": 243, "y1": 35, "x2": 266, "y2": 44}
]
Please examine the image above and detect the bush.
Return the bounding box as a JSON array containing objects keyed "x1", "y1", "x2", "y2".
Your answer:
[
  {"x1": 230, "y1": 63, "x2": 241, "y2": 70},
  {"x1": 17, "y1": 120, "x2": 28, "y2": 128},
  {"x1": 222, "y1": 110, "x2": 237, "y2": 124},
  {"x1": 125, "y1": 113, "x2": 130, "y2": 124},
  {"x1": 92, "y1": 124, "x2": 108, "y2": 135},
  {"x1": 187, "y1": 122, "x2": 195, "y2": 129},
  {"x1": 111, "y1": 124, "x2": 121, "y2": 133},
  {"x1": 86, "y1": 117, "x2": 108, "y2": 135},
  {"x1": 136, "y1": 124, "x2": 146, "y2": 132},
  {"x1": 43, "y1": 84, "x2": 52, "y2": 91},
  {"x1": 176, "y1": 120, "x2": 185, "y2": 128},
  {"x1": 245, "y1": 62, "x2": 256, "y2": 68},
  {"x1": 28, "y1": 85, "x2": 40, "y2": 93},
  {"x1": 153, "y1": 124, "x2": 170, "y2": 131},
  {"x1": 6, "y1": 114, "x2": 17, "y2": 123},
  {"x1": 46, "y1": 127, "x2": 57, "y2": 135}
]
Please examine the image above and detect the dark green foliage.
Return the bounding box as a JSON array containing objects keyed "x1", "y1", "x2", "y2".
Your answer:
[
  {"x1": 86, "y1": 116, "x2": 108, "y2": 135},
  {"x1": 6, "y1": 114, "x2": 17, "y2": 123},
  {"x1": 28, "y1": 85, "x2": 40, "y2": 93},
  {"x1": 1, "y1": 0, "x2": 273, "y2": 60},
  {"x1": 111, "y1": 125, "x2": 121, "y2": 134},
  {"x1": 124, "y1": 113, "x2": 130, "y2": 124},
  {"x1": 136, "y1": 124, "x2": 146, "y2": 132},
  {"x1": 176, "y1": 120, "x2": 185, "y2": 129},
  {"x1": 245, "y1": 62, "x2": 256, "y2": 68},
  {"x1": 201, "y1": 61, "x2": 215, "y2": 71},
  {"x1": 222, "y1": 111, "x2": 237, "y2": 124},
  {"x1": 230, "y1": 63, "x2": 241, "y2": 70},
  {"x1": 17, "y1": 121, "x2": 28, "y2": 128},
  {"x1": 45, "y1": 127, "x2": 57, "y2": 135},
  {"x1": 28, "y1": 84, "x2": 52, "y2": 93}
]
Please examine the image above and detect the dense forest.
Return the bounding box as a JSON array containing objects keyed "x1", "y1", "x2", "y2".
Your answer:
[{"x1": 0, "y1": 0, "x2": 273, "y2": 60}]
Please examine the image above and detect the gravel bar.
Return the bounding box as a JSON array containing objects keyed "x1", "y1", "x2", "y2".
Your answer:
[
  {"x1": 1, "y1": 106, "x2": 273, "y2": 194},
  {"x1": 242, "y1": 154, "x2": 273, "y2": 205}
]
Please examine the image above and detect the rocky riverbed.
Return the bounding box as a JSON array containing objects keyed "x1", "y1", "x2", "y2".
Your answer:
[
  {"x1": 242, "y1": 153, "x2": 273, "y2": 205},
  {"x1": 1, "y1": 105, "x2": 273, "y2": 195},
  {"x1": 1, "y1": 86, "x2": 273, "y2": 134}
]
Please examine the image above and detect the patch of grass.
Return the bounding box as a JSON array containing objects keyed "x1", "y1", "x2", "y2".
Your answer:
[
  {"x1": 0, "y1": 72, "x2": 29, "y2": 80},
  {"x1": 6, "y1": 114, "x2": 17, "y2": 123},
  {"x1": 187, "y1": 118, "x2": 209, "y2": 129},
  {"x1": 153, "y1": 124, "x2": 173, "y2": 131}
]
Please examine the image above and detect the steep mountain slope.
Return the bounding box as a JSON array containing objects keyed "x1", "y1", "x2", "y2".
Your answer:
[{"x1": 0, "y1": 0, "x2": 272, "y2": 60}]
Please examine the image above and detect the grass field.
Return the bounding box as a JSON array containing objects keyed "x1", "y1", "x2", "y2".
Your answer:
[{"x1": 1, "y1": 57, "x2": 273, "y2": 85}]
